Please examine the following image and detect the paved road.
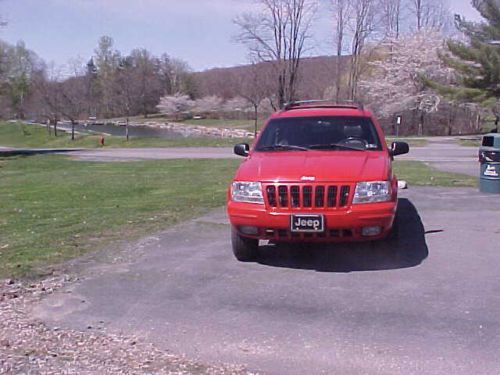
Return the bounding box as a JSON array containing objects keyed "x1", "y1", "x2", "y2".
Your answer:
[
  {"x1": 1, "y1": 140, "x2": 480, "y2": 177},
  {"x1": 68, "y1": 141, "x2": 482, "y2": 178},
  {"x1": 70, "y1": 147, "x2": 238, "y2": 161},
  {"x1": 34, "y1": 187, "x2": 500, "y2": 375}
]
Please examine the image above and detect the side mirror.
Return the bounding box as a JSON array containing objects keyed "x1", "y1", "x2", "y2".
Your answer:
[
  {"x1": 234, "y1": 143, "x2": 250, "y2": 157},
  {"x1": 390, "y1": 141, "x2": 409, "y2": 157}
]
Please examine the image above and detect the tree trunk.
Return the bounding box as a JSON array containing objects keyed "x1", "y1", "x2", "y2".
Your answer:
[
  {"x1": 418, "y1": 111, "x2": 424, "y2": 136},
  {"x1": 278, "y1": 73, "x2": 286, "y2": 108},
  {"x1": 126, "y1": 116, "x2": 130, "y2": 141},
  {"x1": 254, "y1": 104, "x2": 258, "y2": 136},
  {"x1": 416, "y1": 0, "x2": 422, "y2": 31},
  {"x1": 54, "y1": 119, "x2": 58, "y2": 137},
  {"x1": 71, "y1": 121, "x2": 75, "y2": 141},
  {"x1": 334, "y1": 1, "x2": 345, "y2": 101}
]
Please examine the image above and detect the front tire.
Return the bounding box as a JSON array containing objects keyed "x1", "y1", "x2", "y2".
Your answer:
[{"x1": 231, "y1": 227, "x2": 259, "y2": 261}]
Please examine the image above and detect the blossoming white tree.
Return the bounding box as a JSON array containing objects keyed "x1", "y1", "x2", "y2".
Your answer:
[
  {"x1": 223, "y1": 96, "x2": 252, "y2": 114},
  {"x1": 156, "y1": 93, "x2": 194, "y2": 119},
  {"x1": 359, "y1": 30, "x2": 453, "y2": 134},
  {"x1": 193, "y1": 95, "x2": 224, "y2": 115}
]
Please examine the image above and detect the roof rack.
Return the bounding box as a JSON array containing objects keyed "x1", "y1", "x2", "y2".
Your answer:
[{"x1": 283, "y1": 100, "x2": 364, "y2": 111}]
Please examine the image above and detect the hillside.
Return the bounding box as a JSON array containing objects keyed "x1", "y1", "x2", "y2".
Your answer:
[{"x1": 194, "y1": 55, "x2": 351, "y2": 100}]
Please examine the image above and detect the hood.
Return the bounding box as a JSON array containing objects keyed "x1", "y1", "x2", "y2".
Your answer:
[{"x1": 235, "y1": 151, "x2": 390, "y2": 183}]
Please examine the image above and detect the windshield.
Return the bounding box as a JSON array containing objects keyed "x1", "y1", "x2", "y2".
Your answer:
[{"x1": 255, "y1": 116, "x2": 383, "y2": 152}]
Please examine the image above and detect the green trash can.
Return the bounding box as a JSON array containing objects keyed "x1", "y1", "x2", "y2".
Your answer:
[{"x1": 479, "y1": 134, "x2": 500, "y2": 194}]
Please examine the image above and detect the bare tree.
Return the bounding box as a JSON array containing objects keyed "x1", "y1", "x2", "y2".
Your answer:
[
  {"x1": 34, "y1": 64, "x2": 65, "y2": 137},
  {"x1": 128, "y1": 49, "x2": 161, "y2": 118},
  {"x1": 412, "y1": 0, "x2": 424, "y2": 31},
  {"x1": 235, "y1": 0, "x2": 317, "y2": 108},
  {"x1": 331, "y1": 0, "x2": 351, "y2": 101},
  {"x1": 410, "y1": 0, "x2": 451, "y2": 32},
  {"x1": 94, "y1": 36, "x2": 121, "y2": 117},
  {"x1": 380, "y1": 0, "x2": 402, "y2": 38},
  {"x1": 158, "y1": 55, "x2": 197, "y2": 98},
  {"x1": 115, "y1": 57, "x2": 134, "y2": 140},
  {"x1": 348, "y1": 0, "x2": 376, "y2": 100},
  {"x1": 1, "y1": 41, "x2": 43, "y2": 119},
  {"x1": 238, "y1": 63, "x2": 274, "y2": 134},
  {"x1": 58, "y1": 59, "x2": 88, "y2": 140}
]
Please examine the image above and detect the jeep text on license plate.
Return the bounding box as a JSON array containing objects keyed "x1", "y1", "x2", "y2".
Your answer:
[{"x1": 290, "y1": 214, "x2": 325, "y2": 233}]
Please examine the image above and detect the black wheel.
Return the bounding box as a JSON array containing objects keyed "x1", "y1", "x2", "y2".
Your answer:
[{"x1": 231, "y1": 227, "x2": 259, "y2": 261}]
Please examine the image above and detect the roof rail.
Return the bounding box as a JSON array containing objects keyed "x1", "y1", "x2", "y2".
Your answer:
[{"x1": 283, "y1": 100, "x2": 365, "y2": 111}]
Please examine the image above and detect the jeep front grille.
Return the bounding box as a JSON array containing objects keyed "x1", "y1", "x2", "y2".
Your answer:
[
  {"x1": 265, "y1": 184, "x2": 351, "y2": 209},
  {"x1": 339, "y1": 185, "x2": 350, "y2": 207}
]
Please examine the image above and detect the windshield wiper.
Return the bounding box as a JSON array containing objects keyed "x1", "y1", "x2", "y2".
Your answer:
[
  {"x1": 257, "y1": 145, "x2": 310, "y2": 151},
  {"x1": 309, "y1": 143, "x2": 366, "y2": 151}
]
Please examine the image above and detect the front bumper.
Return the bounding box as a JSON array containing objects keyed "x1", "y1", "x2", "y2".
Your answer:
[{"x1": 227, "y1": 201, "x2": 397, "y2": 242}]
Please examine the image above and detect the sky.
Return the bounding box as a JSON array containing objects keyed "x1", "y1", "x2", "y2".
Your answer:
[{"x1": 0, "y1": 0, "x2": 483, "y2": 73}]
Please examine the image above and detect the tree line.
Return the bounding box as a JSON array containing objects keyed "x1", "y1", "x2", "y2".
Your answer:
[
  {"x1": 0, "y1": 36, "x2": 196, "y2": 124},
  {"x1": 0, "y1": 0, "x2": 498, "y2": 136}
]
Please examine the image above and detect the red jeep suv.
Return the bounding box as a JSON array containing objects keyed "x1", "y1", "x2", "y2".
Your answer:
[{"x1": 227, "y1": 101, "x2": 409, "y2": 261}]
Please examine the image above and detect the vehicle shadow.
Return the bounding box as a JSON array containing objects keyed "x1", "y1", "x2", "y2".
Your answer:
[
  {"x1": 0, "y1": 149, "x2": 82, "y2": 157},
  {"x1": 256, "y1": 198, "x2": 429, "y2": 273}
]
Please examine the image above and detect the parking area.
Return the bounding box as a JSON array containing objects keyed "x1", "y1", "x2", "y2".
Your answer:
[{"x1": 33, "y1": 186, "x2": 500, "y2": 375}]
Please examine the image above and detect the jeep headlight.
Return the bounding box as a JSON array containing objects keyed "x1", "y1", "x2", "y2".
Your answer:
[
  {"x1": 231, "y1": 182, "x2": 264, "y2": 204},
  {"x1": 353, "y1": 181, "x2": 391, "y2": 204}
]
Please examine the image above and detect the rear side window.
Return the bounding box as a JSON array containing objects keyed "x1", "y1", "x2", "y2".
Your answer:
[{"x1": 256, "y1": 116, "x2": 382, "y2": 151}]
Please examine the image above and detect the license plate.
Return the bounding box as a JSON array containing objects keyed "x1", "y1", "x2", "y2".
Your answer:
[{"x1": 290, "y1": 214, "x2": 325, "y2": 233}]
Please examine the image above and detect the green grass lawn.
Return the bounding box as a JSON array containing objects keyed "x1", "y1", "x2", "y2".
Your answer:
[
  {"x1": 0, "y1": 155, "x2": 476, "y2": 279},
  {"x1": 0, "y1": 155, "x2": 240, "y2": 278},
  {"x1": 0, "y1": 122, "x2": 250, "y2": 149},
  {"x1": 394, "y1": 160, "x2": 477, "y2": 187},
  {"x1": 458, "y1": 139, "x2": 482, "y2": 147}
]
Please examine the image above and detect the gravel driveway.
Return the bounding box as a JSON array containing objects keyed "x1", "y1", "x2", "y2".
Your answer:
[{"x1": 0, "y1": 277, "x2": 249, "y2": 374}]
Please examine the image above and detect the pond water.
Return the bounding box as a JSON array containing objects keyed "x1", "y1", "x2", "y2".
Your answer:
[{"x1": 55, "y1": 123, "x2": 187, "y2": 139}]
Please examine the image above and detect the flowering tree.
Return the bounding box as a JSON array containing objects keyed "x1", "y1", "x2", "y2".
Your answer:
[
  {"x1": 359, "y1": 30, "x2": 453, "y2": 133},
  {"x1": 193, "y1": 95, "x2": 224, "y2": 115},
  {"x1": 223, "y1": 96, "x2": 252, "y2": 113},
  {"x1": 156, "y1": 93, "x2": 194, "y2": 119}
]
